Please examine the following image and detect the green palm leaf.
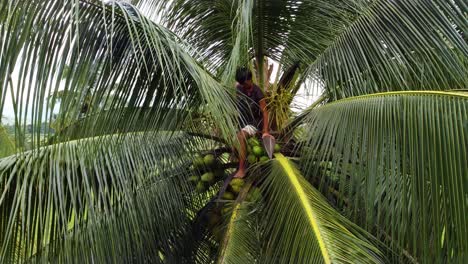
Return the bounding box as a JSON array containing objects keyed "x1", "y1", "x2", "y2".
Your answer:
[
  {"x1": 50, "y1": 106, "x2": 190, "y2": 142},
  {"x1": 0, "y1": 132, "x2": 216, "y2": 262},
  {"x1": 260, "y1": 154, "x2": 385, "y2": 263},
  {"x1": 147, "y1": 0, "x2": 466, "y2": 98},
  {"x1": 216, "y1": 182, "x2": 263, "y2": 264},
  {"x1": 153, "y1": 0, "x2": 368, "y2": 67},
  {"x1": 304, "y1": 0, "x2": 467, "y2": 99},
  {"x1": 1, "y1": 0, "x2": 466, "y2": 262},
  {"x1": 152, "y1": 0, "x2": 253, "y2": 77},
  {"x1": 300, "y1": 91, "x2": 468, "y2": 262},
  {"x1": 0, "y1": 0, "x2": 239, "y2": 149}
]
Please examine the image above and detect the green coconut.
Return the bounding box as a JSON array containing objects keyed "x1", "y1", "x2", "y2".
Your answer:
[
  {"x1": 231, "y1": 184, "x2": 242, "y2": 194},
  {"x1": 274, "y1": 143, "x2": 281, "y2": 153},
  {"x1": 247, "y1": 154, "x2": 257, "y2": 164},
  {"x1": 252, "y1": 146, "x2": 264, "y2": 157},
  {"x1": 230, "y1": 178, "x2": 245, "y2": 187},
  {"x1": 222, "y1": 191, "x2": 235, "y2": 200},
  {"x1": 203, "y1": 154, "x2": 216, "y2": 167},
  {"x1": 201, "y1": 172, "x2": 215, "y2": 182}
]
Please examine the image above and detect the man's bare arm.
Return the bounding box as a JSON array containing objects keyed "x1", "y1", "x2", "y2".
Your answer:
[{"x1": 260, "y1": 99, "x2": 269, "y2": 135}]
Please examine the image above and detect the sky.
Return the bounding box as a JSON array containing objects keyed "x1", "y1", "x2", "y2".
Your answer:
[
  {"x1": 2, "y1": 91, "x2": 15, "y2": 124},
  {"x1": 1, "y1": 57, "x2": 63, "y2": 125}
]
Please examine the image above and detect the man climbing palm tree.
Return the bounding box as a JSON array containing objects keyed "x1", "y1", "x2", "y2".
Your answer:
[{"x1": 234, "y1": 67, "x2": 270, "y2": 178}]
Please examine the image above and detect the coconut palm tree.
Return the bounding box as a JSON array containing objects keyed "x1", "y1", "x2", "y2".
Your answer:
[{"x1": 0, "y1": 0, "x2": 466, "y2": 263}]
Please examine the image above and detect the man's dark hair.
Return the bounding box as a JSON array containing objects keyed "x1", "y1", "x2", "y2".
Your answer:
[{"x1": 235, "y1": 67, "x2": 253, "y2": 84}]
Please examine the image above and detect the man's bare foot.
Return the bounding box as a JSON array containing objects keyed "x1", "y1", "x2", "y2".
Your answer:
[{"x1": 233, "y1": 170, "x2": 246, "y2": 178}]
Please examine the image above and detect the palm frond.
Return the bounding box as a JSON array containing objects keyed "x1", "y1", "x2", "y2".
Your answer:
[
  {"x1": 148, "y1": 0, "x2": 253, "y2": 79},
  {"x1": 145, "y1": 0, "x2": 238, "y2": 69},
  {"x1": 216, "y1": 182, "x2": 263, "y2": 264},
  {"x1": 0, "y1": 131, "x2": 216, "y2": 262},
  {"x1": 280, "y1": 94, "x2": 328, "y2": 140},
  {"x1": 255, "y1": 0, "x2": 369, "y2": 68},
  {"x1": 148, "y1": 0, "x2": 466, "y2": 100},
  {"x1": 304, "y1": 0, "x2": 467, "y2": 99},
  {"x1": 300, "y1": 91, "x2": 468, "y2": 262},
  {"x1": 0, "y1": 0, "x2": 239, "y2": 149},
  {"x1": 260, "y1": 154, "x2": 385, "y2": 263},
  {"x1": 219, "y1": 0, "x2": 253, "y2": 83},
  {"x1": 170, "y1": 200, "x2": 220, "y2": 263},
  {"x1": 150, "y1": 0, "x2": 368, "y2": 68},
  {"x1": 51, "y1": 106, "x2": 191, "y2": 142}
]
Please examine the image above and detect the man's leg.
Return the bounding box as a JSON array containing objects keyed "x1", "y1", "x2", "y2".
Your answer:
[{"x1": 234, "y1": 130, "x2": 248, "y2": 178}]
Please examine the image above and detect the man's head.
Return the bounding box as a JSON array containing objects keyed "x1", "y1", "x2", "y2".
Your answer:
[{"x1": 235, "y1": 67, "x2": 253, "y2": 89}]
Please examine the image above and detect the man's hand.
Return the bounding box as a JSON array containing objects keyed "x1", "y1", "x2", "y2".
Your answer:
[{"x1": 262, "y1": 132, "x2": 271, "y2": 139}]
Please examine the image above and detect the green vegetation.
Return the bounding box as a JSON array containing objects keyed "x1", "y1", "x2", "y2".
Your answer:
[
  {"x1": 0, "y1": 125, "x2": 14, "y2": 158},
  {"x1": 192, "y1": 154, "x2": 205, "y2": 168},
  {"x1": 203, "y1": 154, "x2": 216, "y2": 167},
  {"x1": 201, "y1": 172, "x2": 215, "y2": 182},
  {"x1": 274, "y1": 143, "x2": 281, "y2": 153},
  {"x1": 222, "y1": 192, "x2": 235, "y2": 200},
  {"x1": 0, "y1": 0, "x2": 466, "y2": 263},
  {"x1": 189, "y1": 152, "x2": 228, "y2": 193},
  {"x1": 252, "y1": 145, "x2": 264, "y2": 157},
  {"x1": 247, "y1": 154, "x2": 256, "y2": 164}
]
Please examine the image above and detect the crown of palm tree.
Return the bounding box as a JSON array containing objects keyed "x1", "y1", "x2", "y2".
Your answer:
[{"x1": 0, "y1": 0, "x2": 466, "y2": 263}]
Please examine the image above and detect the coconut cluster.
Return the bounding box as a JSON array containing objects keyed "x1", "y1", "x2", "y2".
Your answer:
[
  {"x1": 189, "y1": 153, "x2": 226, "y2": 192},
  {"x1": 206, "y1": 179, "x2": 262, "y2": 242},
  {"x1": 221, "y1": 178, "x2": 261, "y2": 203},
  {"x1": 190, "y1": 138, "x2": 282, "y2": 242},
  {"x1": 246, "y1": 137, "x2": 281, "y2": 164}
]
